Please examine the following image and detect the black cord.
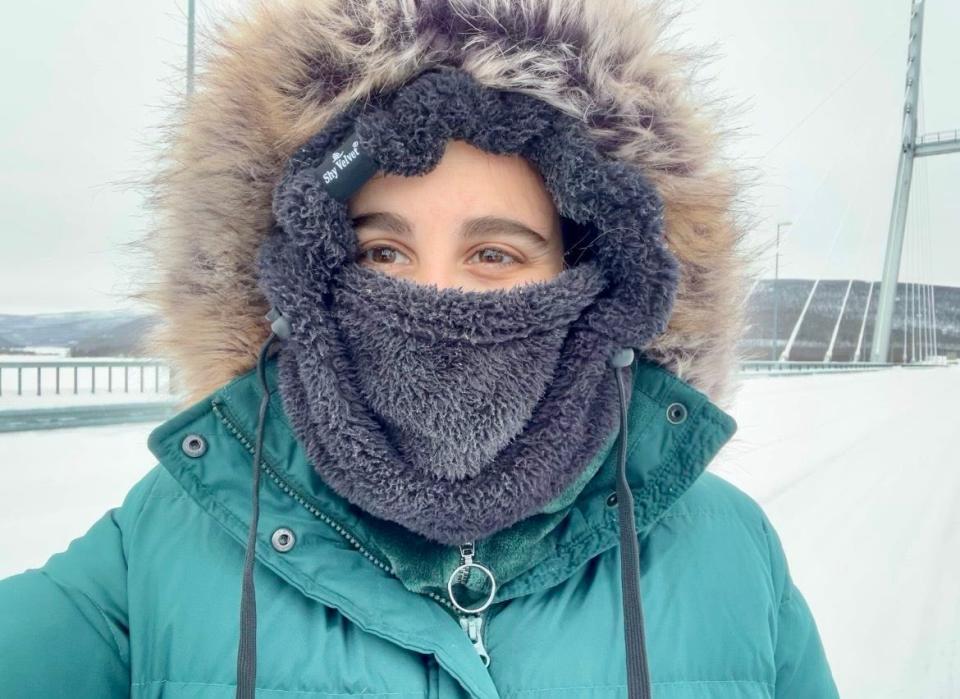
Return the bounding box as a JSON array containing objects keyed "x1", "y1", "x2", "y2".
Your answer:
[{"x1": 236, "y1": 331, "x2": 280, "y2": 699}]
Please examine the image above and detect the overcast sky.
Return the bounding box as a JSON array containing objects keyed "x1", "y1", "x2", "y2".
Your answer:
[{"x1": 1, "y1": 0, "x2": 957, "y2": 314}]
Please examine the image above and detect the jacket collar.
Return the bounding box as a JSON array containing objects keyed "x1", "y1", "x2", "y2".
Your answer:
[{"x1": 147, "y1": 352, "x2": 736, "y2": 698}]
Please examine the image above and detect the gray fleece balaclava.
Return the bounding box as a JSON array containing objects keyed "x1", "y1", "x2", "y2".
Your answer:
[{"x1": 257, "y1": 65, "x2": 679, "y2": 545}]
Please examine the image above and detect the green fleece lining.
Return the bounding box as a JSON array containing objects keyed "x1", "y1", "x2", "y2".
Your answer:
[{"x1": 341, "y1": 384, "x2": 627, "y2": 606}]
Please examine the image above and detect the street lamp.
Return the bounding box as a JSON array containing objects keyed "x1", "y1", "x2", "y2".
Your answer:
[
  {"x1": 187, "y1": 0, "x2": 196, "y2": 97},
  {"x1": 771, "y1": 221, "x2": 792, "y2": 362}
]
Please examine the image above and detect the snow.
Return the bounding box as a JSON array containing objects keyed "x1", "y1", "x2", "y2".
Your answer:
[
  {"x1": 0, "y1": 352, "x2": 147, "y2": 362},
  {"x1": 6, "y1": 347, "x2": 72, "y2": 357},
  {"x1": 0, "y1": 423, "x2": 157, "y2": 578},
  {"x1": 1, "y1": 364, "x2": 958, "y2": 696},
  {"x1": 710, "y1": 363, "x2": 960, "y2": 698}
]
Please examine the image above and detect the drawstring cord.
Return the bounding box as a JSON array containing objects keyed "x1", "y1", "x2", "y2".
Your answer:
[
  {"x1": 236, "y1": 329, "x2": 280, "y2": 699},
  {"x1": 236, "y1": 309, "x2": 289, "y2": 699},
  {"x1": 609, "y1": 347, "x2": 653, "y2": 698},
  {"x1": 234, "y1": 328, "x2": 652, "y2": 699}
]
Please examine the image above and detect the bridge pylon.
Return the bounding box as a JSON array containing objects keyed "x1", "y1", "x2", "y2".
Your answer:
[{"x1": 871, "y1": 0, "x2": 959, "y2": 362}]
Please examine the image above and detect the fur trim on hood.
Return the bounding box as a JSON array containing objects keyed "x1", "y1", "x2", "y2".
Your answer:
[{"x1": 130, "y1": 0, "x2": 755, "y2": 409}]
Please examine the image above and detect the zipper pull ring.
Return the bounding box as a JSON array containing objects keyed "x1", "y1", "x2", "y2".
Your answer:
[
  {"x1": 447, "y1": 542, "x2": 497, "y2": 667},
  {"x1": 446, "y1": 541, "x2": 497, "y2": 615}
]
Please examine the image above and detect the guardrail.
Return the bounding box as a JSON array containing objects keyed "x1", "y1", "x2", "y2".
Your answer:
[
  {"x1": 739, "y1": 360, "x2": 895, "y2": 375},
  {"x1": 917, "y1": 128, "x2": 960, "y2": 145},
  {"x1": 0, "y1": 358, "x2": 174, "y2": 397},
  {"x1": 0, "y1": 358, "x2": 179, "y2": 432},
  {"x1": 0, "y1": 357, "x2": 947, "y2": 432}
]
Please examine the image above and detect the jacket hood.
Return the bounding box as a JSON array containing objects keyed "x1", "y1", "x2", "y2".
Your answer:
[{"x1": 131, "y1": 0, "x2": 754, "y2": 409}]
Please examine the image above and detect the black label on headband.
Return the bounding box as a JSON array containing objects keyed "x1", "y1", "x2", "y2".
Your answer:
[{"x1": 318, "y1": 128, "x2": 379, "y2": 202}]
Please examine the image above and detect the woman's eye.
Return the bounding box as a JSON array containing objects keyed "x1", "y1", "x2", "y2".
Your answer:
[
  {"x1": 469, "y1": 248, "x2": 519, "y2": 265},
  {"x1": 358, "y1": 246, "x2": 410, "y2": 265}
]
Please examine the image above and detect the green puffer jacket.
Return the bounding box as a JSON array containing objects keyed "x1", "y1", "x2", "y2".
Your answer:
[{"x1": 0, "y1": 355, "x2": 839, "y2": 698}]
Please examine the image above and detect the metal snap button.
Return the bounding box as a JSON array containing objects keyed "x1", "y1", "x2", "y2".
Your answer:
[
  {"x1": 666, "y1": 402, "x2": 688, "y2": 424},
  {"x1": 606, "y1": 492, "x2": 618, "y2": 507},
  {"x1": 271, "y1": 527, "x2": 296, "y2": 553},
  {"x1": 181, "y1": 433, "x2": 207, "y2": 458}
]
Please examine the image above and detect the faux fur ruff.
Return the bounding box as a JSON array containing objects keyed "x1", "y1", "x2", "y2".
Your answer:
[
  {"x1": 131, "y1": 0, "x2": 756, "y2": 411},
  {"x1": 258, "y1": 67, "x2": 676, "y2": 543}
]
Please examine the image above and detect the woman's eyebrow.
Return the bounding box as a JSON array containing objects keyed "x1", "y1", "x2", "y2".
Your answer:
[
  {"x1": 462, "y1": 216, "x2": 550, "y2": 248},
  {"x1": 351, "y1": 211, "x2": 550, "y2": 247},
  {"x1": 351, "y1": 211, "x2": 412, "y2": 236}
]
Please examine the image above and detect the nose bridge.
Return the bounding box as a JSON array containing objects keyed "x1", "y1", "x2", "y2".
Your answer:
[
  {"x1": 416, "y1": 270, "x2": 457, "y2": 289},
  {"x1": 415, "y1": 261, "x2": 455, "y2": 290},
  {"x1": 411, "y1": 227, "x2": 458, "y2": 290}
]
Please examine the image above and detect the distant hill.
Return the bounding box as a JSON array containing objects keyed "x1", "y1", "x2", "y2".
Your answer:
[
  {"x1": 0, "y1": 311, "x2": 157, "y2": 357},
  {"x1": 69, "y1": 314, "x2": 158, "y2": 357}
]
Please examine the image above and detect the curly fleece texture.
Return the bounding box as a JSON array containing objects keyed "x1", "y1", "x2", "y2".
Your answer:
[{"x1": 257, "y1": 67, "x2": 680, "y2": 544}]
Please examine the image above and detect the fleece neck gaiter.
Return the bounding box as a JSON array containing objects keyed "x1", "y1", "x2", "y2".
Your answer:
[
  {"x1": 271, "y1": 258, "x2": 614, "y2": 545},
  {"x1": 257, "y1": 66, "x2": 680, "y2": 546},
  {"x1": 330, "y1": 262, "x2": 607, "y2": 482}
]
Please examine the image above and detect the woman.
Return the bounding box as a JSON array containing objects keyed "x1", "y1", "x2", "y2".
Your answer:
[{"x1": 0, "y1": 1, "x2": 839, "y2": 697}]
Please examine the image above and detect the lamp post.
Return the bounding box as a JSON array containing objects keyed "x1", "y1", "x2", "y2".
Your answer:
[
  {"x1": 771, "y1": 221, "x2": 792, "y2": 362},
  {"x1": 187, "y1": 0, "x2": 196, "y2": 97}
]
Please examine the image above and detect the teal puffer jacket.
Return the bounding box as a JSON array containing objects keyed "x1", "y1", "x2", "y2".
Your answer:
[{"x1": 0, "y1": 356, "x2": 839, "y2": 698}]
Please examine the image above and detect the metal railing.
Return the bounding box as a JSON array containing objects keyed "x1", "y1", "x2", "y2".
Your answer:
[
  {"x1": 0, "y1": 358, "x2": 174, "y2": 397},
  {"x1": 0, "y1": 357, "x2": 949, "y2": 432},
  {"x1": 0, "y1": 359, "x2": 179, "y2": 432},
  {"x1": 739, "y1": 360, "x2": 895, "y2": 375},
  {"x1": 916, "y1": 128, "x2": 960, "y2": 145}
]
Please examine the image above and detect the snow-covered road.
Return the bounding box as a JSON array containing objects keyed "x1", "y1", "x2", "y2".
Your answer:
[
  {"x1": 0, "y1": 422, "x2": 156, "y2": 578},
  {"x1": 1, "y1": 364, "x2": 957, "y2": 697},
  {"x1": 712, "y1": 364, "x2": 960, "y2": 698}
]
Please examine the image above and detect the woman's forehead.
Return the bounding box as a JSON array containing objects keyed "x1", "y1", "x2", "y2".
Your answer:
[{"x1": 347, "y1": 139, "x2": 559, "y2": 226}]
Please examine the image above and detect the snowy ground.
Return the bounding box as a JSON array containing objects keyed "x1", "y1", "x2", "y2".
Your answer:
[
  {"x1": 1, "y1": 365, "x2": 957, "y2": 697},
  {"x1": 711, "y1": 363, "x2": 959, "y2": 698},
  {"x1": 0, "y1": 423, "x2": 157, "y2": 577}
]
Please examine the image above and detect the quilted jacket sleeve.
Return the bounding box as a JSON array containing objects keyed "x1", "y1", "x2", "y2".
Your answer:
[
  {"x1": 0, "y1": 466, "x2": 161, "y2": 697},
  {"x1": 760, "y1": 512, "x2": 841, "y2": 698}
]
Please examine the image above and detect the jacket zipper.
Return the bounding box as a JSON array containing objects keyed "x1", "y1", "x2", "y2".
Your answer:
[
  {"x1": 459, "y1": 612, "x2": 490, "y2": 667},
  {"x1": 210, "y1": 399, "x2": 463, "y2": 617},
  {"x1": 211, "y1": 398, "x2": 497, "y2": 664},
  {"x1": 449, "y1": 541, "x2": 495, "y2": 667}
]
